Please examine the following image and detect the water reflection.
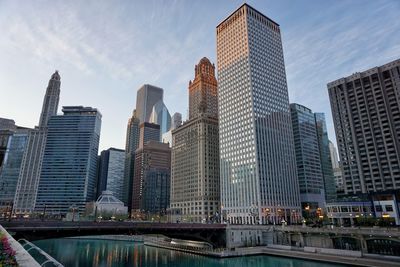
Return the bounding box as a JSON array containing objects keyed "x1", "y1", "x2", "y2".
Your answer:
[{"x1": 33, "y1": 238, "x2": 345, "y2": 267}]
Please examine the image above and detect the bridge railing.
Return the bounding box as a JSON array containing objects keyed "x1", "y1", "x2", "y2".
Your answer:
[{"x1": 18, "y1": 239, "x2": 64, "y2": 267}]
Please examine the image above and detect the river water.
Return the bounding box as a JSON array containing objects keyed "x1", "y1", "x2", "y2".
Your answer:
[{"x1": 33, "y1": 238, "x2": 346, "y2": 267}]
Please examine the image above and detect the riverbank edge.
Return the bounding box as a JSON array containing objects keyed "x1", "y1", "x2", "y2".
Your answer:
[
  {"x1": 0, "y1": 225, "x2": 40, "y2": 267},
  {"x1": 144, "y1": 241, "x2": 400, "y2": 267}
]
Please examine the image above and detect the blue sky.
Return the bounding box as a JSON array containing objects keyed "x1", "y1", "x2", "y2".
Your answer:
[{"x1": 1, "y1": 0, "x2": 399, "y2": 151}]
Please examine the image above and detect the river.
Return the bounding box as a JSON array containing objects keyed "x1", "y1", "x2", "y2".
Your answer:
[{"x1": 33, "y1": 238, "x2": 346, "y2": 267}]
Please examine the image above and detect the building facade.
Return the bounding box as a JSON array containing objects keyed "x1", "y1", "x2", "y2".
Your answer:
[
  {"x1": 139, "y1": 122, "x2": 160, "y2": 148},
  {"x1": 329, "y1": 141, "x2": 344, "y2": 193},
  {"x1": 97, "y1": 148, "x2": 125, "y2": 201},
  {"x1": 290, "y1": 104, "x2": 325, "y2": 212},
  {"x1": 13, "y1": 71, "x2": 61, "y2": 214},
  {"x1": 0, "y1": 127, "x2": 30, "y2": 213},
  {"x1": 131, "y1": 141, "x2": 171, "y2": 215},
  {"x1": 149, "y1": 100, "x2": 171, "y2": 139},
  {"x1": 123, "y1": 110, "x2": 140, "y2": 207},
  {"x1": 315, "y1": 113, "x2": 337, "y2": 203},
  {"x1": 170, "y1": 57, "x2": 220, "y2": 223},
  {"x1": 135, "y1": 84, "x2": 163, "y2": 123},
  {"x1": 328, "y1": 59, "x2": 400, "y2": 195},
  {"x1": 34, "y1": 106, "x2": 101, "y2": 215},
  {"x1": 217, "y1": 4, "x2": 301, "y2": 224},
  {"x1": 188, "y1": 58, "x2": 218, "y2": 119}
]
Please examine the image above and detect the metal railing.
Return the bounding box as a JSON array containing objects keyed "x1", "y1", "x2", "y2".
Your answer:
[{"x1": 18, "y1": 239, "x2": 64, "y2": 267}]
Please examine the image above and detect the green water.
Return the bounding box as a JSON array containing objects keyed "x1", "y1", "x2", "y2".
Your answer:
[{"x1": 33, "y1": 238, "x2": 346, "y2": 267}]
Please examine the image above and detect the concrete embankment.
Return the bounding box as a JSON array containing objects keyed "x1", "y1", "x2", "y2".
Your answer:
[{"x1": 0, "y1": 225, "x2": 40, "y2": 267}]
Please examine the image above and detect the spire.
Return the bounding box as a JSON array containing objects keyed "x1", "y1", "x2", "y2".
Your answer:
[{"x1": 38, "y1": 71, "x2": 61, "y2": 127}]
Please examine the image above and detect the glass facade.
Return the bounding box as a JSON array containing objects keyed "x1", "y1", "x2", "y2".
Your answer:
[
  {"x1": 149, "y1": 100, "x2": 171, "y2": 139},
  {"x1": 97, "y1": 148, "x2": 125, "y2": 201},
  {"x1": 217, "y1": 4, "x2": 301, "y2": 225},
  {"x1": 0, "y1": 130, "x2": 29, "y2": 209},
  {"x1": 136, "y1": 84, "x2": 163, "y2": 124},
  {"x1": 290, "y1": 104, "x2": 325, "y2": 209},
  {"x1": 315, "y1": 113, "x2": 337, "y2": 203},
  {"x1": 35, "y1": 106, "x2": 101, "y2": 215}
]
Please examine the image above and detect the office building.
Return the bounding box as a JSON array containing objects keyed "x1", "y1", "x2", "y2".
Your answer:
[
  {"x1": 131, "y1": 141, "x2": 171, "y2": 215},
  {"x1": 315, "y1": 113, "x2": 337, "y2": 203},
  {"x1": 149, "y1": 100, "x2": 171, "y2": 139},
  {"x1": 34, "y1": 106, "x2": 101, "y2": 215},
  {"x1": 13, "y1": 71, "x2": 61, "y2": 214},
  {"x1": 135, "y1": 84, "x2": 163, "y2": 123},
  {"x1": 188, "y1": 58, "x2": 218, "y2": 119},
  {"x1": 0, "y1": 119, "x2": 16, "y2": 168},
  {"x1": 290, "y1": 104, "x2": 325, "y2": 213},
  {"x1": 170, "y1": 57, "x2": 220, "y2": 223},
  {"x1": 328, "y1": 59, "x2": 400, "y2": 225},
  {"x1": 217, "y1": 4, "x2": 301, "y2": 224},
  {"x1": 171, "y1": 112, "x2": 182, "y2": 130},
  {"x1": 97, "y1": 148, "x2": 125, "y2": 201},
  {"x1": 0, "y1": 127, "x2": 30, "y2": 212},
  {"x1": 328, "y1": 59, "x2": 400, "y2": 195},
  {"x1": 329, "y1": 141, "x2": 344, "y2": 192},
  {"x1": 139, "y1": 122, "x2": 160, "y2": 148},
  {"x1": 123, "y1": 110, "x2": 140, "y2": 207}
]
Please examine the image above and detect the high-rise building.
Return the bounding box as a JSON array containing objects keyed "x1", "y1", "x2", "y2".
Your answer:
[
  {"x1": 290, "y1": 104, "x2": 325, "y2": 212},
  {"x1": 123, "y1": 110, "x2": 140, "y2": 208},
  {"x1": 139, "y1": 122, "x2": 160, "y2": 148},
  {"x1": 131, "y1": 141, "x2": 171, "y2": 214},
  {"x1": 189, "y1": 58, "x2": 218, "y2": 119},
  {"x1": 13, "y1": 71, "x2": 61, "y2": 214},
  {"x1": 171, "y1": 113, "x2": 182, "y2": 130},
  {"x1": 97, "y1": 148, "x2": 125, "y2": 201},
  {"x1": 328, "y1": 59, "x2": 400, "y2": 195},
  {"x1": 329, "y1": 141, "x2": 344, "y2": 192},
  {"x1": 149, "y1": 100, "x2": 171, "y2": 139},
  {"x1": 162, "y1": 112, "x2": 182, "y2": 147},
  {"x1": 0, "y1": 118, "x2": 16, "y2": 131},
  {"x1": 170, "y1": 57, "x2": 220, "y2": 223},
  {"x1": 135, "y1": 84, "x2": 163, "y2": 123},
  {"x1": 34, "y1": 106, "x2": 101, "y2": 215},
  {"x1": 315, "y1": 113, "x2": 337, "y2": 203},
  {"x1": 217, "y1": 4, "x2": 301, "y2": 224},
  {"x1": 0, "y1": 127, "x2": 30, "y2": 212}
]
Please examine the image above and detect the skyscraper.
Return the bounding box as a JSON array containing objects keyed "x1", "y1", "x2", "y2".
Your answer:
[
  {"x1": 315, "y1": 113, "x2": 337, "y2": 203},
  {"x1": 171, "y1": 112, "x2": 182, "y2": 130},
  {"x1": 13, "y1": 71, "x2": 61, "y2": 215},
  {"x1": 97, "y1": 148, "x2": 125, "y2": 201},
  {"x1": 217, "y1": 4, "x2": 301, "y2": 224},
  {"x1": 138, "y1": 122, "x2": 160, "y2": 148},
  {"x1": 170, "y1": 57, "x2": 220, "y2": 223},
  {"x1": 188, "y1": 58, "x2": 218, "y2": 119},
  {"x1": 329, "y1": 141, "x2": 344, "y2": 192},
  {"x1": 290, "y1": 104, "x2": 325, "y2": 212},
  {"x1": 135, "y1": 84, "x2": 163, "y2": 123},
  {"x1": 328, "y1": 59, "x2": 400, "y2": 195},
  {"x1": 149, "y1": 100, "x2": 171, "y2": 139},
  {"x1": 0, "y1": 127, "x2": 30, "y2": 212},
  {"x1": 123, "y1": 110, "x2": 140, "y2": 207},
  {"x1": 34, "y1": 106, "x2": 101, "y2": 215},
  {"x1": 132, "y1": 141, "x2": 171, "y2": 215}
]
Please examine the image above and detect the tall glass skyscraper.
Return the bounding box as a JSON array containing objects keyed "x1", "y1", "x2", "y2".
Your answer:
[
  {"x1": 217, "y1": 4, "x2": 301, "y2": 224},
  {"x1": 136, "y1": 84, "x2": 163, "y2": 124},
  {"x1": 149, "y1": 100, "x2": 171, "y2": 139},
  {"x1": 0, "y1": 128, "x2": 30, "y2": 211},
  {"x1": 13, "y1": 71, "x2": 61, "y2": 215},
  {"x1": 35, "y1": 106, "x2": 101, "y2": 215},
  {"x1": 97, "y1": 148, "x2": 125, "y2": 201},
  {"x1": 290, "y1": 104, "x2": 325, "y2": 211}
]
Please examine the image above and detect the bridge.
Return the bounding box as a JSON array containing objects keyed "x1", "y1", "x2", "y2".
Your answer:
[{"x1": 0, "y1": 220, "x2": 227, "y2": 247}]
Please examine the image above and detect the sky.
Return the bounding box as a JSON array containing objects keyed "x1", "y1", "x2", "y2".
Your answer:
[{"x1": 1, "y1": 0, "x2": 400, "y2": 151}]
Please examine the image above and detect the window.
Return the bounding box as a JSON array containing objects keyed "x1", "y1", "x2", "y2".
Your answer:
[
  {"x1": 375, "y1": 205, "x2": 382, "y2": 212},
  {"x1": 385, "y1": 205, "x2": 393, "y2": 212}
]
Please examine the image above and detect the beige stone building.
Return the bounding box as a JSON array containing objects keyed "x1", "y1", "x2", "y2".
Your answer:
[{"x1": 170, "y1": 58, "x2": 220, "y2": 223}]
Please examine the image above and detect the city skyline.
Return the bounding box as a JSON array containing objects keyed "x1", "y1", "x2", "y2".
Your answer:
[{"x1": 1, "y1": 0, "x2": 399, "y2": 151}]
